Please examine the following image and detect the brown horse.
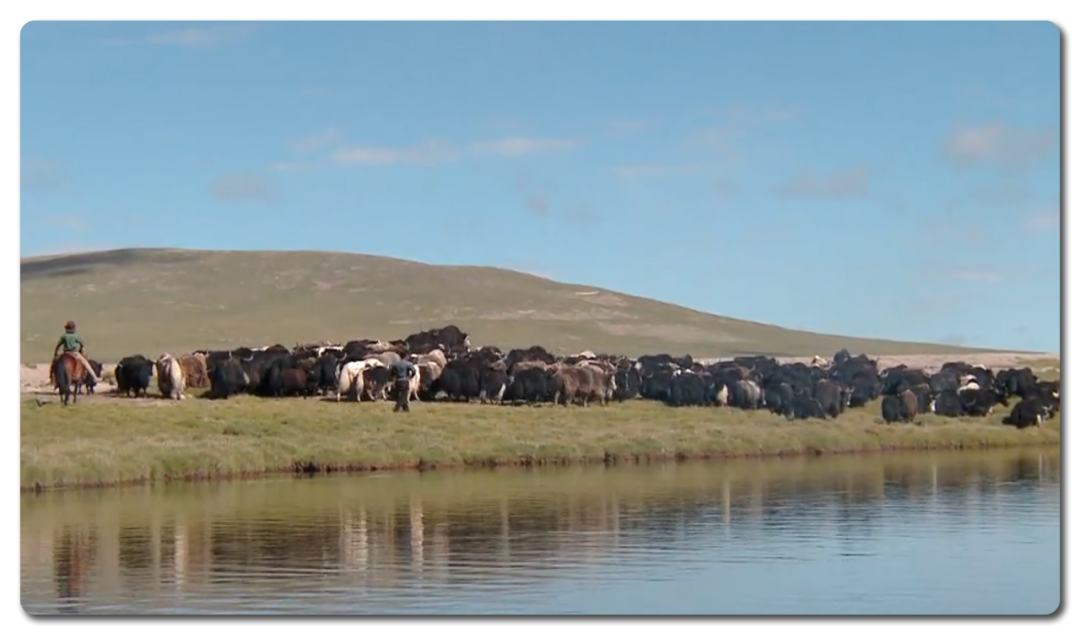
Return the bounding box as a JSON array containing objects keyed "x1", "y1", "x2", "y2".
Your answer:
[{"x1": 50, "y1": 352, "x2": 86, "y2": 406}]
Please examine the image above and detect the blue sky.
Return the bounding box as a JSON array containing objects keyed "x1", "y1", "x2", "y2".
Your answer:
[{"x1": 19, "y1": 21, "x2": 1061, "y2": 352}]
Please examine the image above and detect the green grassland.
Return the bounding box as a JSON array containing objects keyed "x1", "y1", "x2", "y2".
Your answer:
[
  {"x1": 20, "y1": 392, "x2": 1059, "y2": 492},
  {"x1": 20, "y1": 248, "x2": 1015, "y2": 363}
]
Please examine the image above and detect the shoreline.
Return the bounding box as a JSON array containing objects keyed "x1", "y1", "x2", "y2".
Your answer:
[
  {"x1": 19, "y1": 408, "x2": 1062, "y2": 498},
  {"x1": 20, "y1": 440, "x2": 1063, "y2": 495}
]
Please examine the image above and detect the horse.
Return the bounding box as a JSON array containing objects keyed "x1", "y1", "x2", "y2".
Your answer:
[{"x1": 50, "y1": 352, "x2": 87, "y2": 406}]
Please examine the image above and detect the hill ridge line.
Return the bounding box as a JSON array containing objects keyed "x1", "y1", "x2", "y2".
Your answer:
[{"x1": 20, "y1": 247, "x2": 1030, "y2": 362}]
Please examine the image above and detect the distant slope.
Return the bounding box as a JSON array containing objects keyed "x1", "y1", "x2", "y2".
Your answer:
[{"x1": 20, "y1": 248, "x2": 1001, "y2": 363}]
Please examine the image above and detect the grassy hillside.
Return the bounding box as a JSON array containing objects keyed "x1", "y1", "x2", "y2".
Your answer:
[{"x1": 20, "y1": 248, "x2": 1001, "y2": 363}]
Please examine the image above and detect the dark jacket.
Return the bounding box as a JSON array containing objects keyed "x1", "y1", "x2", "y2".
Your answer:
[{"x1": 390, "y1": 359, "x2": 416, "y2": 382}]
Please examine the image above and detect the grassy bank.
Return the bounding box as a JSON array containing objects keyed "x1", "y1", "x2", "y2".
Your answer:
[{"x1": 20, "y1": 394, "x2": 1060, "y2": 492}]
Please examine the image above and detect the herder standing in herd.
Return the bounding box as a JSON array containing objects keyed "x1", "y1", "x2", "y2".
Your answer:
[{"x1": 390, "y1": 354, "x2": 418, "y2": 413}]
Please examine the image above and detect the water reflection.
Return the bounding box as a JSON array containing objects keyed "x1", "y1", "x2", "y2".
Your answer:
[
  {"x1": 21, "y1": 448, "x2": 1060, "y2": 615},
  {"x1": 52, "y1": 525, "x2": 96, "y2": 614}
]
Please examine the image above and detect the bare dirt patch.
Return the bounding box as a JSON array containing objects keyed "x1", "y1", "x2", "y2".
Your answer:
[
  {"x1": 776, "y1": 352, "x2": 1060, "y2": 374},
  {"x1": 20, "y1": 362, "x2": 118, "y2": 395},
  {"x1": 23, "y1": 392, "x2": 180, "y2": 408}
]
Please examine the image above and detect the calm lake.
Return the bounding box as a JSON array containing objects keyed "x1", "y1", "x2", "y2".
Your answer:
[{"x1": 21, "y1": 448, "x2": 1061, "y2": 615}]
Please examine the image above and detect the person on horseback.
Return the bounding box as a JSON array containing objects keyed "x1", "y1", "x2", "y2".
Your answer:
[{"x1": 53, "y1": 320, "x2": 100, "y2": 381}]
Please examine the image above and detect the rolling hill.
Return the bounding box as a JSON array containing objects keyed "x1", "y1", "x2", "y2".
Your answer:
[{"x1": 20, "y1": 248, "x2": 1005, "y2": 363}]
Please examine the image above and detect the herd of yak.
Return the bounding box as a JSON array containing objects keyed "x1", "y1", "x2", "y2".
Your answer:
[{"x1": 86, "y1": 324, "x2": 1059, "y2": 429}]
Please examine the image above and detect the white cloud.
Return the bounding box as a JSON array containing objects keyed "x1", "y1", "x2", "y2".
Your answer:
[
  {"x1": 942, "y1": 122, "x2": 1058, "y2": 170},
  {"x1": 209, "y1": 172, "x2": 276, "y2": 204},
  {"x1": 288, "y1": 127, "x2": 342, "y2": 154},
  {"x1": 21, "y1": 159, "x2": 69, "y2": 193},
  {"x1": 299, "y1": 86, "x2": 334, "y2": 99},
  {"x1": 471, "y1": 137, "x2": 583, "y2": 157},
  {"x1": 947, "y1": 270, "x2": 1005, "y2": 283},
  {"x1": 1024, "y1": 205, "x2": 1061, "y2": 233},
  {"x1": 562, "y1": 202, "x2": 600, "y2": 225},
  {"x1": 612, "y1": 164, "x2": 706, "y2": 179},
  {"x1": 971, "y1": 181, "x2": 1034, "y2": 206},
  {"x1": 39, "y1": 214, "x2": 87, "y2": 232},
  {"x1": 697, "y1": 105, "x2": 801, "y2": 125},
  {"x1": 331, "y1": 141, "x2": 461, "y2": 166},
  {"x1": 777, "y1": 165, "x2": 868, "y2": 199},
  {"x1": 266, "y1": 162, "x2": 308, "y2": 172},
  {"x1": 104, "y1": 24, "x2": 253, "y2": 49},
  {"x1": 606, "y1": 119, "x2": 650, "y2": 136},
  {"x1": 515, "y1": 172, "x2": 557, "y2": 218},
  {"x1": 329, "y1": 135, "x2": 582, "y2": 166},
  {"x1": 523, "y1": 195, "x2": 550, "y2": 217},
  {"x1": 690, "y1": 126, "x2": 741, "y2": 149}
]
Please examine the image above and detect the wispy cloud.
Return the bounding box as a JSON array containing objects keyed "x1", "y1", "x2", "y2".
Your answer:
[
  {"x1": 563, "y1": 202, "x2": 601, "y2": 225},
  {"x1": 713, "y1": 177, "x2": 739, "y2": 200},
  {"x1": 1024, "y1": 205, "x2": 1060, "y2": 233},
  {"x1": 942, "y1": 121, "x2": 1058, "y2": 171},
  {"x1": 697, "y1": 105, "x2": 801, "y2": 125},
  {"x1": 331, "y1": 141, "x2": 461, "y2": 166},
  {"x1": 39, "y1": 214, "x2": 87, "y2": 232},
  {"x1": 689, "y1": 126, "x2": 742, "y2": 150},
  {"x1": 21, "y1": 159, "x2": 70, "y2": 193},
  {"x1": 517, "y1": 175, "x2": 600, "y2": 224},
  {"x1": 742, "y1": 106, "x2": 800, "y2": 124},
  {"x1": 471, "y1": 137, "x2": 583, "y2": 157},
  {"x1": 329, "y1": 136, "x2": 582, "y2": 166},
  {"x1": 610, "y1": 164, "x2": 740, "y2": 200},
  {"x1": 947, "y1": 269, "x2": 1005, "y2": 283},
  {"x1": 515, "y1": 172, "x2": 557, "y2": 218},
  {"x1": 684, "y1": 127, "x2": 745, "y2": 167},
  {"x1": 606, "y1": 119, "x2": 650, "y2": 136},
  {"x1": 288, "y1": 127, "x2": 342, "y2": 154},
  {"x1": 523, "y1": 195, "x2": 550, "y2": 218},
  {"x1": 484, "y1": 116, "x2": 530, "y2": 133},
  {"x1": 919, "y1": 216, "x2": 986, "y2": 246},
  {"x1": 104, "y1": 24, "x2": 253, "y2": 50},
  {"x1": 952, "y1": 85, "x2": 1054, "y2": 114},
  {"x1": 209, "y1": 172, "x2": 276, "y2": 204},
  {"x1": 777, "y1": 165, "x2": 868, "y2": 199},
  {"x1": 683, "y1": 105, "x2": 797, "y2": 165},
  {"x1": 299, "y1": 86, "x2": 334, "y2": 99},
  {"x1": 971, "y1": 180, "x2": 1034, "y2": 207},
  {"x1": 611, "y1": 164, "x2": 708, "y2": 179},
  {"x1": 266, "y1": 162, "x2": 308, "y2": 172}
]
